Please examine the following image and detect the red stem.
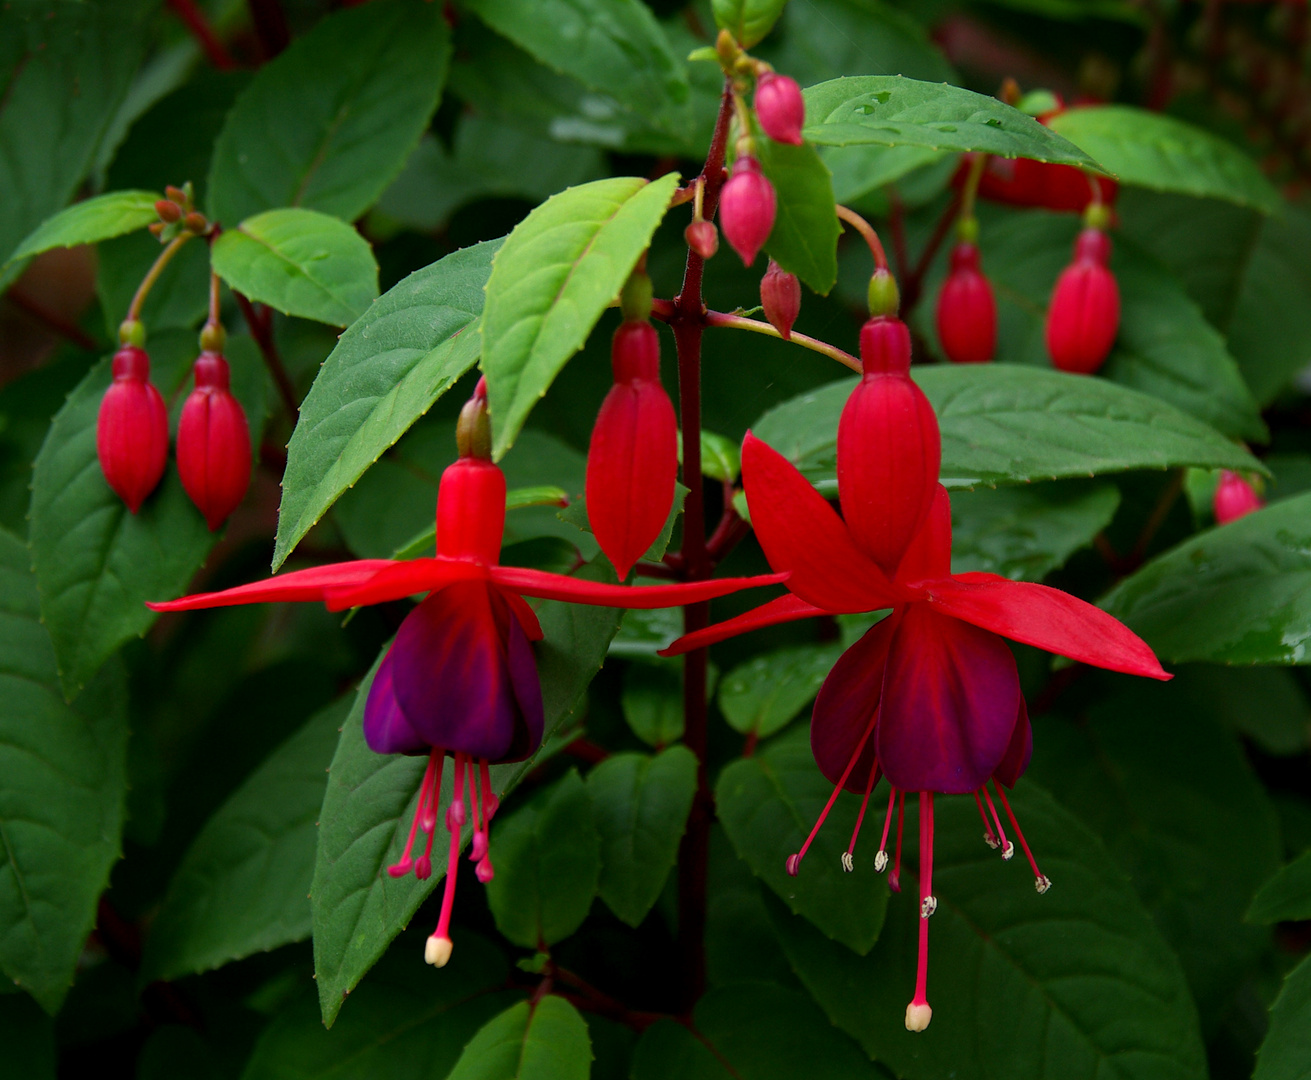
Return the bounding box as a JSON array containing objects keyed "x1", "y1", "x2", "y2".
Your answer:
[
  {"x1": 166, "y1": 0, "x2": 238, "y2": 70},
  {"x1": 234, "y1": 291, "x2": 299, "y2": 419}
]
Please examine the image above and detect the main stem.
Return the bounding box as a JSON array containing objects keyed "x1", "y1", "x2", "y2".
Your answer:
[{"x1": 672, "y1": 81, "x2": 734, "y2": 1011}]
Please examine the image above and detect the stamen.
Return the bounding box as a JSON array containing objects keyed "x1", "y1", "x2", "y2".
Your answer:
[
  {"x1": 469, "y1": 757, "x2": 488, "y2": 863},
  {"x1": 993, "y1": 782, "x2": 1051, "y2": 892},
  {"x1": 843, "y1": 767, "x2": 879, "y2": 872},
  {"x1": 973, "y1": 790, "x2": 1000, "y2": 849},
  {"x1": 785, "y1": 709, "x2": 878, "y2": 876},
  {"x1": 480, "y1": 759, "x2": 498, "y2": 821},
  {"x1": 890, "y1": 791, "x2": 905, "y2": 892},
  {"x1": 874, "y1": 788, "x2": 896, "y2": 872},
  {"x1": 905, "y1": 791, "x2": 934, "y2": 1033},
  {"x1": 389, "y1": 749, "x2": 439, "y2": 877},
  {"x1": 446, "y1": 752, "x2": 467, "y2": 830},
  {"x1": 420, "y1": 749, "x2": 445, "y2": 834},
  {"x1": 428, "y1": 754, "x2": 468, "y2": 968},
  {"x1": 980, "y1": 784, "x2": 1013, "y2": 860}
]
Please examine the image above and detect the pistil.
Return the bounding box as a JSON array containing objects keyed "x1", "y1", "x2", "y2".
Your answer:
[{"x1": 905, "y1": 791, "x2": 934, "y2": 1032}]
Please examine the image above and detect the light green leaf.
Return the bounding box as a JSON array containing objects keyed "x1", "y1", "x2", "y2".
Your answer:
[
  {"x1": 7, "y1": 190, "x2": 161, "y2": 265},
  {"x1": 718, "y1": 643, "x2": 843, "y2": 739},
  {"x1": 1253, "y1": 954, "x2": 1311, "y2": 1080},
  {"x1": 1247, "y1": 850, "x2": 1311, "y2": 925},
  {"x1": 588, "y1": 747, "x2": 697, "y2": 927},
  {"x1": 481, "y1": 173, "x2": 680, "y2": 459},
  {"x1": 447, "y1": 996, "x2": 592, "y2": 1080},
  {"x1": 211, "y1": 208, "x2": 379, "y2": 327},
  {"x1": 1048, "y1": 105, "x2": 1281, "y2": 213},
  {"x1": 273, "y1": 239, "x2": 500, "y2": 570},
  {"x1": 756, "y1": 140, "x2": 839, "y2": 294},
  {"x1": 712, "y1": 0, "x2": 788, "y2": 48}
]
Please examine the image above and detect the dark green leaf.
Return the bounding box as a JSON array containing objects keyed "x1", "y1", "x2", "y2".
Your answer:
[
  {"x1": 769, "y1": 781, "x2": 1207, "y2": 1080},
  {"x1": 481, "y1": 173, "x2": 680, "y2": 459},
  {"x1": 756, "y1": 140, "x2": 839, "y2": 295},
  {"x1": 751, "y1": 365, "x2": 1264, "y2": 493},
  {"x1": 1048, "y1": 105, "x2": 1281, "y2": 213},
  {"x1": 631, "y1": 983, "x2": 883, "y2": 1080},
  {"x1": 0, "y1": 3, "x2": 143, "y2": 287},
  {"x1": 705, "y1": 826, "x2": 798, "y2": 988},
  {"x1": 244, "y1": 931, "x2": 517, "y2": 1080},
  {"x1": 1253, "y1": 954, "x2": 1311, "y2": 1080},
  {"x1": 96, "y1": 231, "x2": 213, "y2": 336},
  {"x1": 1247, "y1": 851, "x2": 1311, "y2": 925},
  {"x1": 712, "y1": 0, "x2": 788, "y2": 48},
  {"x1": 273, "y1": 239, "x2": 500, "y2": 570},
  {"x1": 447, "y1": 995, "x2": 592, "y2": 1080},
  {"x1": 0, "y1": 528, "x2": 127, "y2": 1013},
  {"x1": 717, "y1": 727, "x2": 887, "y2": 954},
  {"x1": 802, "y1": 76, "x2": 1098, "y2": 165},
  {"x1": 949, "y1": 481, "x2": 1120, "y2": 581},
  {"x1": 7, "y1": 190, "x2": 160, "y2": 264},
  {"x1": 587, "y1": 747, "x2": 697, "y2": 927},
  {"x1": 1100, "y1": 492, "x2": 1311, "y2": 664},
  {"x1": 487, "y1": 769, "x2": 601, "y2": 949},
  {"x1": 207, "y1": 0, "x2": 449, "y2": 225},
  {"x1": 311, "y1": 557, "x2": 622, "y2": 1025},
  {"x1": 141, "y1": 699, "x2": 349, "y2": 982},
  {"x1": 718, "y1": 643, "x2": 843, "y2": 739},
  {"x1": 1167, "y1": 665, "x2": 1311, "y2": 757},
  {"x1": 621, "y1": 663, "x2": 686, "y2": 747},
  {"x1": 0, "y1": 993, "x2": 54, "y2": 1078},
  {"x1": 210, "y1": 208, "x2": 379, "y2": 327}
]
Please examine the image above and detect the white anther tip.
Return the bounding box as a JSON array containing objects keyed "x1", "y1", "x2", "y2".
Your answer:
[
  {"x1": 920, "y1": 895, "x2": 937, "y2": 918},
  {"x1": 905, "y1": 1002, "x2": 932, "y2": 1032},
  {"x1": 1002, "y1": 841, "x2": 1015, "y2": 861},
  {"x1": 1035, "y1": 875, "x2": 1052, "y2": 894},
  {"x1": 841, "y1": 852, "x2": 854, "y2": 873},
  {"x1": 983, "y1": 834, "x2": 999, "y2": 849},
  {"x1": 874, "y1": 850, "x2": 888, "y2": 872},
  {"x1": 425, "y1": 935, "x2": 453, "y2": 967}
]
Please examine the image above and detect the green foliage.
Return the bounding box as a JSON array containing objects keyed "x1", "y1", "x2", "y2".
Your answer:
[
  {"x1": 712, "y1": 0, "x2": 789, "y2": 48},
  {"x1": 1254, "y1": 956, "x2": 1311, "y2": 1080},
  {"x1": 447, "y1": 995, "x2": 592, "y2": 1080},
  {"x1": 1247, "y1": 851, "x2": 1311, "y2": 925},
  {"x1": 210, "y1": 208, "x2": 379, "y2": 327},
  {"x1": 756, "y1": 139, "x2": 840, "y2": 294},
  {"x1": 718, "y1": 643, "x2": 843, "y2": 738},
  {"x1": 6, "y1": 190, "x2": 161, "y2": 265}
]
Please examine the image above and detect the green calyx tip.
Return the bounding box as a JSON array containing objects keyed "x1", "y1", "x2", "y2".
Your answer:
[
  {"x1": 118, "y1": 319, "x2": 146, "y2": 347},
  {"x1": 956, "y1": 215, "x2": 979, "y2": 244},
  {"x1": 868, "y1": 268, "x2": 900, "y2": 318},
  {"x1": 1083, "y1": 202, "x2": 1112, "y2": 231},
  {"x1": 619, "y1": 268, "x2": 653, "y2": 322},
  {"x1": 199, "y1": 322, "x2": 226, "y2": 353},
  {"x1": 456, "y1": 395, "x2": 493, "y2": 461}
]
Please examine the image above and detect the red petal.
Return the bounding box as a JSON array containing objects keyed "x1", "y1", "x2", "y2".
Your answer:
[
  {"x1": 927, "y1": 572, "x2": 1170, "y2": 680},
  {"x1": 491, "y1": 565, "x2": 786, "y2": 608},
  {"x1": 893, "y1": 484, "x2": 951, "y2": 585},
  {"x1": 500, "y1": 588, "x2": 544, "y2": 641},
  {"x1": 658, "y1": 593, "x2": 825, "y2": 656},
  {"x1": 324, "y1": 558, "x2": 490, "y2": 611},
  {"x1": 993, "y1": 696, "x2": 1032, "y2": 788},
  {"x1": 742, "y1": 433, "x2": 907, "y2": 612},
  {"x1": 811, "y1": 613, "x2": 899, "y2": 791},
  {"x1": 147, "y1": 559, "x2": 396, "y2": 612}
]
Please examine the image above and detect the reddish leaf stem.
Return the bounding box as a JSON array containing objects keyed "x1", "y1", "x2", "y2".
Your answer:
[
  {"x1": 234, "y1": 291, "x2": 300, "y2": 419},
  {"x1": 166, "y1": 0, "x2": 238, "y2": 70}
]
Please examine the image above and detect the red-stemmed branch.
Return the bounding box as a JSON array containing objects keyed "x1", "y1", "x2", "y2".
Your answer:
[{"x1": 166, "y1": 0, "x2": 238, "y2": 70}]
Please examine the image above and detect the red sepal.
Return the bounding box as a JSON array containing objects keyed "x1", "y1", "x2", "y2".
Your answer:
[
  {"x1": 935, "y1": 242, "x2": 996, "y2": 364},
  {"x1": 324, "y1": 558, "x2": 489, "y2": 611},
  {"x1": 97, "y1": 346, "x2": 169, "y2": 514},
  {"x1": 1046, "y1": 229, "x2": 1120, "y2": 375},
  {"x1": 147, "y1": 559, "x2": 396, "y2": 611},
  {"x1": 176, "y1": 352, "x2": 251, "y2": 530},
  {"x1": 490, "y1": 565, "x2": 786, "y2": 608},
  {"x1": 659, "y1": 593, "x2": 825, "y2": 656}
]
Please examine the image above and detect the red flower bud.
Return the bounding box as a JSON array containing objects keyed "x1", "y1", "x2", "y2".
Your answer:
[
  {"x1": 760, "y1": 260, "x2": 801, "y2": 340},
  {"x1": 1046, "y1": 228, "x2": 1119, "y2": 374},
  {"x1": 836, "y1": 317, "x2": 941, "y2": 576},
  {"x1": 1214, "y1": 471, "x2": 1263, "y2": 524},
  {"x1": 719, "y1": 156, "x2": 776, "y2": 267},
  {"x1": 684, "y1": 219, "x2": 719, "y2": 260},
  {"x1": 176, "y1": 352, "x2": 251, "y2": 530},
  {"x1": 96, "y1": 345, "x2": 169, "y2": 514},
  {"x1": 755, "y1": 73, "x2": 805, "y2": 146},
  {"x1": 935, "y1": 242, "x2": 996, "y2": 364},
  {"x1": 586, "y1": 321, "x2": 678, "y2": 578},
  {"x1": 155, "y1": 199, "x2": 182, "y2": 223}
]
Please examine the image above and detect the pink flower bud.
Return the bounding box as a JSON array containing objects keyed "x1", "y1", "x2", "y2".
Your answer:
[
  {"x1": 755, "y1": 73, "x2": 805, "y2": 146},
  {"x1": 176, "y1": 352, "x2": 251, "y2": 530},
  {"x1": 96, "y1": 345, "x2": 169, "y2": 514},
  {"x1": 684, "y1": 219, "x2": 719, "y2": 260},
  {"x1": 935, "y1": 242, "x2": 996, "y2": 364},
  {"x1": 1214, "y1": 471, "x2": 1263, "y2": 524},
  {"x1": 719, "y1": 156, "x2": 775, "y2": 266},
  {"x1": 1046, "y1": 228, "x2": 1119, "y2": 375},
  {"x1": 761, "y1": 260, "x2": 801, "y2": 340}
]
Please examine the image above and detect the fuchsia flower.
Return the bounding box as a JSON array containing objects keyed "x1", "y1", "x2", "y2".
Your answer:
[
  {"x1": 720, "y1": 155, "x2": 776, "y2": 266},
  {"x1": 754, "y1": 73, "x2": 805, "y2": 146},
  {"x1": 760, "y1": 259, "x2": 801, "y2": 340},
  {"x1": 177, "y1": 350, "x2": 251, "y2": 530},
  {"x1": 1214, "y1": 470, "x2": 1263, "y2": 524},
  {"x1": 1046, "y1": 226, "x2": 1120, "y2": 375},
  {"x1": 663, "y1": 317, "x2": 1168, "y2": 1031},
  {"x1": 150, "y1": 380, "x2": 782, "y2": 968},
  {"x1": 97, "y1": 344, "x2": 169, "y2": 514},
  {"x1": 935, "y1": 242, "x2": 996, "y2": 364}
]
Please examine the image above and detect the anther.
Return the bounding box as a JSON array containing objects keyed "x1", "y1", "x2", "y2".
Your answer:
[
  {"x1": 425, "y1": 935, "x2": 453, "y2": 967},
  {"x1": 387, "y1": 858, "x2": 413, "y2": 878},
  {"x1": 874, "y1": 850, "x2": 888, "y2": 872},
  {"x1": 414, "y1": 855, "x2": 432, "y2": 880},
  {"x1": 921, "y1": 895, "x2": 937, "y2": 918},
  {"x1": 476, "y1": 856, "x2": 495, "y2": 883},
  {"x1": 785, "y1": 853, "x2": 801, "y2": 877},
  {"x1": 1002, "y1": 841, "x2": 1015, "y2": 860},
  {"x1": 841, "y1": 852, "x2": 854, "y2": 873},
  {"x1": 1035, "y1": 875, "x2": 1052, "y2": 894}
]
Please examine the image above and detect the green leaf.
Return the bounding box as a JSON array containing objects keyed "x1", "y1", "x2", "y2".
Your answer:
[
  {"x1": 949, "y1": 481, "x2": 1121, "y2": 581},
  {"x1": 0, "y1": 994, "x2": 54, "y2": 1078},
  {"x1": 621, "y1": 662, "x2": 686, "y2": 747},
  {"x1": 802, "y1": 76, "x2": 1098, "y2": 165},
  {"x1": 96, "y1": 231, "x2": 213, "y2": 335},
  {"x1": 682, "y1": 430, "x2": 740, "y2": 484},
  {"x1": 207, "y1": 0, "x2": 449, "y2": 225},
  {"x1": 587, "y1": 747, "x2": 697, "y2": 927},
  {"x1": 1100, "y1": 492, "x2": 1311, "y2": 664},
  {"x1": 1047, "y1": 105, "x2": 1281, "y2": 213},
  {"x1": 756, "y1": 140, "x2": 839, "y2": 294},
  {"x1": 1167, "y1": 665, "x2": 1311, "y2": 757},
  {"x1": 462, "y1": 0, "x2": 688, "y2": 138},
  {"x1": 311, "y1": 556, "x2": 622, "y2": 1025},
  {"x1": 481, "y1": 173, "x2": 681, "y2": 459},
  {"x1": 273, "y1": 239, "x2": 500, "y2": 570},
  {"x1": 0, "y1": 3, "x2": 143, "y2": 288},
  {"x1": 631, "y1": 983, "x2": 882, "y2": 1080},
  {"x1": 28, "y1": 332, "x2": 265, "y2": 698},
  {"x1": 210, "y1": 208, "x2": 378, "y2": 327},
  {"x1": 558, "y1": 482, "x2": 686, "y2": 570},
  {"x1": 0, "y1": 528, "x2": 127, "y2": 1013},
  {"x1": 487, "y1": 770, "x2": 601, "y2": 949},
  {"x1": 1253, "y1": 954, "x2": 1311, "y2": 1080},
  {"x1": 751, "y1": 365, "x2": 1264, "y2": 492},
  {"x1": 447, "y1": 996, "x2": 592, "y2": 1080},
  {"x1": 243, "y1": 931, "x2": 517, "y2": 1080},
  {"x1": 712, "y1": 0, "x2": 788, "y2": 48},
  {"x1": 1030, "y1": 683, "x2": 1280, "y2": 1026},
  {"x1": 7, "y1": 190, "x2": 161, "y2": 265},
  {"x1": 717, "y1": 727, "x2": 887, "y2": 954},
  {"x1": 1247, "y1": 851, "x2": 1311, "y2": 925},
  {"x1": 718, "y1": 643, "x2": 843, "y2": 739},
  {"x1": 769, "y1": 781, "x2": 1207, "y2": 1080},
  {"x1": 140, "y1": 699, "x2": 348, "y2": 983},
  {"x1": 824, "y1": 144, "x2": 948, "y2": 205}
]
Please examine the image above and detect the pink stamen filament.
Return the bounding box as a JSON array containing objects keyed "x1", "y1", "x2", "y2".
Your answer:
[
  {"x1": 973, "y1": 790, "x2": 1000, "y2": 849},
  {"x1": 980, "y1": 783, "x2": 1013, "y2": 860},
  {"x1": 389, "y1": 749, "x2": 440, "y2": 877},
  {"x1": 874, "y1": 787, "x2": 897, "y2": 871},
  {"x1": 906, "y1": 791, "x2": 934, "y2": 1031},
  {"x1": 430, "y1": 754, "x2": 468, "y2": 962},
  {"x1": 890, "y1": 791, "x2": 905, "y2": 892},
  {"x1": 843, "y1": 768, "x2": 879, "y2": 871},
  {"x1": 480, "y1": 759, "x2": 497, "y2": 821},
  {"x1": 469, "y1": 756, "x2": 488, "y2": 862},
  {"x1": 993, "y1": 782, "x2": 1051, "y2": 892},
  {"x1": 787, "y1": 710, "x2": 878, "y2": 876}
]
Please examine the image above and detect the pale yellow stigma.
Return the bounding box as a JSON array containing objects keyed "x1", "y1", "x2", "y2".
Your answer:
[
  {"x1": 905, "y1": 1002, "x2": 933, "y2": 1032},
  {"x1": 425, "y1": 935, "x2": 453, "y2": 967}
]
